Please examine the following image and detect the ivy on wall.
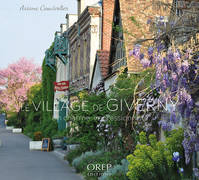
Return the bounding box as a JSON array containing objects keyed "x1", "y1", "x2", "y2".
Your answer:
[
  {"x1": 41, "y1": 53, "x2": 58, "y2": 137},
  {"x1": 22, "y1": 43, "x2": 58, "y2": 138}
]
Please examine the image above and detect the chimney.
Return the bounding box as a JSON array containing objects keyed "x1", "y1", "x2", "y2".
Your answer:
[
  {"x1": 77, "y1": 0, "x2": 83, "y2": 17},
  {"x1": 77, "y1": 0, "x2": 100, "y2": 17},
  {"x1": 66, "y1": 14, "x2": 78, "y2": 29},
  {"x1": 102, "y1": 0, "x2": 115, "y2": 51},
  {"x1": 60, "y1": 24, "x2": 67, "y2": 33}
]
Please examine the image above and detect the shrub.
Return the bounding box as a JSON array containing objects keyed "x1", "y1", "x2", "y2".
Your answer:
[
  {"x1": 66, "y1": 92, "x2": 110, "y2": 152},
  {"x1": 126, "y1": 129, "x2": 192, "y2": 180},
  {"x1": 52, "y1": 129, "x2": 67, "y2": 139},
  {"x1": 72, "y1": 151, "x2": 104, "y2": 171},
  {"x1": 71, "y1": 151, "x2": 124, "y2": 180},
  {"x1": 7, "y1": 112, "x2": 18, "y2": 127},
  {"x1": 33, "y1": 131, "x2": 42, "y2": 141},
  {"x1": 6, "y1": 120, "x2": 14, "y2": 126},
  {"x1": 99, "y1": 159, "x2": 129, "y2": 180},
  {"x1": 41, "y1": 118, "x2": 58, "y2": 138},
  {"x1": 65, "y1": 148, "x2": 84, "y2": 165}
]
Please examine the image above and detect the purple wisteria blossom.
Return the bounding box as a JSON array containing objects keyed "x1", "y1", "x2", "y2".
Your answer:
[
  {"x1": 182, "y1": 60, "x2": 189, "y2": 73},
  {"x1": 182, "y1": 137, "x2": 193, "y2": 164},
  {"x1": 139, "y1": 53, "x2": 144, "y2": 60},
  {"x1": 148, "y1": 47, "x2": 153, "y2": 56},
  {"x1": 131, "y1": 36, "x2": 199, "y2": 166},
  {"x1": 193, "y1": 168, "x2": 199, "y2": 178},
  {"x1": 140, "y1": 58, "x2": 150, "y2": 68},
  {"x1": 170, "y1": 113, "x2": 179, "y2": 124},
  {"x1": 174, "y1": 50, "x2": 181, "y2": 61},
  {"x1": 147, "y1": 19, "x2": 152, "y2": 24},
  {"x1": 158, "y1": 121, "x2": 172, "y2": 131},
  {"x1": 132, "y1": 44, "x2": 141, "y2": 58},
  {"x1": 129, "y1": 50, "x2": 134, "y2": 57}
]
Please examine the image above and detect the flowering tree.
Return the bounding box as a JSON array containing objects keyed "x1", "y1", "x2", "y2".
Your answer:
[{"x1": 0, "y1": 58, "x2": 42, "y2": 114}]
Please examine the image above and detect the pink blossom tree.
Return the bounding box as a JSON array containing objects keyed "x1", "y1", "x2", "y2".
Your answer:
[{"x1": 0, "y1": 58, "x2": 42, "y2": 115}]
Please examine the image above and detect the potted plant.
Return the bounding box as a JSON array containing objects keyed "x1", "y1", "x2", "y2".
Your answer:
[{"x1": 29, "y1": 131, "x2": 43, "y2": 150}]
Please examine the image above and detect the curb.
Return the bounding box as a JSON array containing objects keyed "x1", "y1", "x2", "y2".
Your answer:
[
  {"x1": 53, "y1": 149, "x2": 67, "y2": 160},
  {"x1": 53, "y1": 149, "x2": 84, "y2": 180}
]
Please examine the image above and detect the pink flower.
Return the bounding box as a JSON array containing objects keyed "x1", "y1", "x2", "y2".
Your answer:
[{"x1": 0, "y1": 57, "x2": 41, "y2": 112}]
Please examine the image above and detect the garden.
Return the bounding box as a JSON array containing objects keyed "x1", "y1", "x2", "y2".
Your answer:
[{"x1": 64, "y1": 2, "x2": 199, "y2": 180}]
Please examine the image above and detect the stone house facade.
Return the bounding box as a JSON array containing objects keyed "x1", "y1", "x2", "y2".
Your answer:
[
  {"x1": 68, "y1": 6, "x2": 101, "y2": 95},
  {"x1": 53, "y1": 14, "x2": 77, "y2": 129},
  {"x1": 68, "y1": 0, "x2": 116, "y2": 100},
  {"x1": 91, "y1": 0, "x2": 174, "y2": 93}
]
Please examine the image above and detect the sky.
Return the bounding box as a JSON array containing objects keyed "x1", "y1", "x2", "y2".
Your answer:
[{"x1": 0, "y1": 0, "x2": 77, "y2": 69}]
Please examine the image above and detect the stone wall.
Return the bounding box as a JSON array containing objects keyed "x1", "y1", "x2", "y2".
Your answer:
[{"x1": 119, "y1": 0, "x2": 173, "y2": 73}]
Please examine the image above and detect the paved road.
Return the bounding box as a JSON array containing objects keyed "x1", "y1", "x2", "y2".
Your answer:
[{"x1": 0, "y1": 127, "x2": 82, "y2": 180}]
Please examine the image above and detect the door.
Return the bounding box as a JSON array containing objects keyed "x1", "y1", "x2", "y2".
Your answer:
[{"x1": 58, "y1": 101, "x2": 66, "y2": 131}]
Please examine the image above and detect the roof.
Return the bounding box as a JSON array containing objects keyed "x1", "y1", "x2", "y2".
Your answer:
[{"x1": 90, "y1": 50, "x2": 119, "y2": 90}]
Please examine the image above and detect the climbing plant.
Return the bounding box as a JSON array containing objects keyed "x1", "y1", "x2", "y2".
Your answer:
[
  {"x1": 41, "y1": 52, "x2": 58, "y2": 137},
  {"x1": 130, "y1": 0, "x2": 199, "y2": 169}
]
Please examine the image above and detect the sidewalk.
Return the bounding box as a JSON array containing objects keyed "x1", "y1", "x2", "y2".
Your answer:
[
  {"x1": 53, "y1": 148, "x2": 68, "y2": 160},
  {"x1": 0, "y1": 127, "x2": 83, "y2": 180},
  {"x1": 53, "y1": 148, "x2": 84, "y2": 180}
]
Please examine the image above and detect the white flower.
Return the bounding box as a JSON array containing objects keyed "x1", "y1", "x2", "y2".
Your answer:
[
  {"x1": 173, "y1": 152, "x2": 180, "y2": 162},
  {"x1": 179, "y1": 168, "x2": 184, "y2": 173},
  {"x1": 173, "y1": 152, "x2": 179, "y2": 157}
]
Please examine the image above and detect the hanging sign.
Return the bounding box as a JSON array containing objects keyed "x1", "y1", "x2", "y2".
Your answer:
[{"x1": 54, "y1": 81, "x2": 69, "y2": 91}]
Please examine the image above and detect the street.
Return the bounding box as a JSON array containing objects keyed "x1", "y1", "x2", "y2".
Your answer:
[{"x1": 0, "y1": 127, "x2": 82, "y2": 180}]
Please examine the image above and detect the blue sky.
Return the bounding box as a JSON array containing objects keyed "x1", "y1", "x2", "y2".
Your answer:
[{"x1": 0, "y1": 0, "x2": 77, "y2": 69}]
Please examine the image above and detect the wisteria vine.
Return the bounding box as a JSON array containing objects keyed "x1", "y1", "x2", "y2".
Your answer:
[{"x1": 131, "y1": 36, "x2": 199, "y2": 164}]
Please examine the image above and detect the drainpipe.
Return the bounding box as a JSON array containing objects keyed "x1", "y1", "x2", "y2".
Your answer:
[{"x1": 99, "y1": 0, "x2": 103, "y2": 50}]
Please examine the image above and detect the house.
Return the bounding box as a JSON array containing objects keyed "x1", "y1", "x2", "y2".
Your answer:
[
  {"x1": 90, "y1": 0, "x2": 115, "y2": 92},
  {"x1": 53, "y1": 0, "x2": 115, "y2": 129},
  {"x1": 68, "y1": 1, "x2": 102, "y2": 103},
  {"x1": 91, "y1": 0, "x2": 173, "y2": 93},
  {"x1": 53, "y1": 14, "x2": 77, "y2": 130}
]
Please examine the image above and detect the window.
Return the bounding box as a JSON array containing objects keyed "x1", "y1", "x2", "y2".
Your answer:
[
  {"x1": 77, "y1": 46, "x2": 81, "y2": 78},
  {"x1": 174, "y1": 0, "x2": 183, "y2": 16},
  {"x1": 83, "y1": 40, "x2": 87, "y2": 74},
  {"x1": 72, "y1": 52, "x2": 75, "y2": 81},
  {"x1": 110, "y1": 0, "x2": 126, "y2": 73}
]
